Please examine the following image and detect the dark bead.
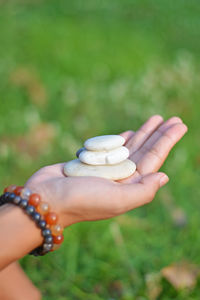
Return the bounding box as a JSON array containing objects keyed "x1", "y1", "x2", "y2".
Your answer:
[
  {"x1": 29, "y1": 246, "x2": 43, "y2": 256},
  {"x1": 0, "y1": 195, "x2": 5, "y2": 205},
  {"x1": 38, "y1": 247, "x2": 45, "y2": 255},
  {"x1": 43, "y1": 243, "x2": 53, "y2": 252},
  {"x1": 8, "y1": 193, "x2": 16, "y2": 203},
  {"x1": 0, "y1": 192, "x2": 10, "y2": 205},
  {"x1": 4, "y1": 192, "x2": 10, "y2": 200},
  {"x1": 38, "y1": 219, "x2": 47, "y2": 229},
  {"x1": 42, "y1": 228, "x2": 51, "y2": 237},
  {"x1": 32, "y1": 212, "x2": 41, "y2": 222},
  {"x1": 26, "y1": 205, "x2": 35, "y2": 215},
  {"x1": 44, "y1": 235, "x2": 53, "y2": 244},
  {"x1": 13, "y1": 195, "x2": 21, "y2": 205},
  {"x1": 20, "y1": 199, "x2": 28, "y2": 208}
]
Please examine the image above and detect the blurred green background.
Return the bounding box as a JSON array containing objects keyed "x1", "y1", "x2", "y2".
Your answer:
[{"x1": 0, "y1": 1, "x2": 200, "y2": 299}]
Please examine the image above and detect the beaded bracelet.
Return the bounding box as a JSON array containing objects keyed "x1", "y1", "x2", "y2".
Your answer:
[{"x1": 0, "y1": 185, "x2": 64, "y2": 256}]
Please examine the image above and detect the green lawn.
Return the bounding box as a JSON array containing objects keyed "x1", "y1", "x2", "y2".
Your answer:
[{"x1": 0, "y1": 1, "x2": 200, "y2": 299}]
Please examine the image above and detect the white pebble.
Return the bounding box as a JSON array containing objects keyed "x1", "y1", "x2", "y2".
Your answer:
[
  {"x1": 79, "y1": 146, "x2": 129, "y2": 165},
  {"x1": 84, "y1": 135, "x2": 125, "y2": 151},
  {"x1": 63, "y1": 159, "x2": 136, "y2": 180}
]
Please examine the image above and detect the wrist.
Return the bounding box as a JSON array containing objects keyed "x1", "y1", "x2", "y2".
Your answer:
[
  {"x1": 1, "y1": 185, "x2": 65, "y2": 257},
  {"x1": 24, "y1": 183, "x2": 65, "y2": 227},
  {"x1": 0, "y1": 204, "x2": 42, "y2": 269},
  {"x1": 25, "y1": 182, "x2": 77, "y2": 228}
]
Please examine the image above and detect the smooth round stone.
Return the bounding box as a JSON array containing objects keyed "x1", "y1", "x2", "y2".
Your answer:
[
  {"x1": 76, "y1": 147, "x2": 85, "y2": 158},
  {"x1": 63, "y1": 159, "x2": 136, "y2": 180},
  {"x1": 84, "y1": 135, "x2": 125, "y2": 151},
  {"x1": 79, "y1": 146, "x2": 129, "y2": 165}
]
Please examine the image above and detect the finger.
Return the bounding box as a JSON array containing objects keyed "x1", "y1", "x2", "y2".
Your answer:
[
  {"x1": 134, "y1": 123, "x2": 188, "y2": 174},
  {"x1": 126, "y1": 115, "x2": 164, "y2": 155},
  {"x1": 131, "y1": 116, "x2": 184, "y2": 164},
  {"x1": 116, "y1": 172, "x2": 169, "y2": 213},
  {"x1": 119, "y1": 130, "x2": 135, "y2": 143},
  {"x1": 37, "y1": 163, "x2": 66, "y2": 177}
]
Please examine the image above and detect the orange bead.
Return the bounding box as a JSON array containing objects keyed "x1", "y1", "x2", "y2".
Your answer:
[
  {"x1": 51, "y1": 244, "x2": 61, "y2": 252},
  {"x1": 14, "y1": 186, "x2": 24, "y2": 196},
  {"x1": 45, "y1": 212, "x2": 58, "y2": 225},
  {"x1": 29, "y1": 193, "x2": 41, "y2": 207},
  {"x1": 37, "y1": 202, "x2": 50, "y2": 215},
  {"x1": 5, "y1": 185, "x2": 17, "y2": 193},
  {"x1": 53, "y1": 234, "x2": 64, "y2": 244},
  {"x1": 51, "y1": 224, "x2": 64, "y2": 236},
  {"x1": 4, "y1": 187, "x2": 9, "y2": 193}
]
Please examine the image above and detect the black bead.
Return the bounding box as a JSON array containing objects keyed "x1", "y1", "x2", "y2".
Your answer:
[
  {"x1": 30, "y1": 246, "x2": 43, "y2": 256},
  {"x1": 0, "y1": 192, "x2": 11, "y2": 206},
  {"x1": 0, "y1": 195, "x2": 5, "y2": 205},
  {"x1": 29, "y1": 239, "x2": 53, "y2": 256},
  {"x1": 20, "y1": 199, "x2": 28, "y2": 208},
  {"x1": 26, "y1": 205, "x2": 35, "y2": 215},
  {"x1": 0, "y1": 193, "x2": 20, "y2": 206},
  {"x1": 42, "y1": 228, "x2": 51, "y2": 237},
  {"x1": 8, "y1": 193, "x2": 16, "y2": 203},
  {"x1": 32, "y1": 212, "x2": 41, "y2": 222},
  {"x1": 43, "y1": 243, "x2": 53, "y2": 252},
  {"x1": 13, "y1": 195, "x2": 21, "y2": 205},
  {"x1": 38, "y1": 219, "x2": 47, "y2": 229},
  {"x1": 44, "y1": 235, "x2": 53, "y2": 244},
  {"x1": 4, "y1": 192, "x2": 10, "y2": 200}
]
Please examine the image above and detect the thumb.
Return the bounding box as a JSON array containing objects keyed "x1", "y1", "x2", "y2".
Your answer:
[
  {"x1": 118, "y1": 172, "x2": 169, "y2": 212},
  {"x1": 140, "y1": 172, "x2": 169, "y2": 189}
]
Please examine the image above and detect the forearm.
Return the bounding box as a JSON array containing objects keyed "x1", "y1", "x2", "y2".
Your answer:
[
  {"x1": 0, "y1": 262, "x2": 41, "y2": 300},
  {"x1": 0, "y1": 204, "x2": 43, "y2": 270}
]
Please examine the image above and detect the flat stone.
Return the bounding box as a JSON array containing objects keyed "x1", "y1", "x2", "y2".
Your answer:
[
  {"x1": 79, "y1": 146, "x2": 129, "y2": 165},
  {"x1": 76, "y1": 147, "x2": 85, "y2": 158},
  {"x1": 63, "y1": 159, "x2": 136, "y2": 180},
  {"x1": 84, "y1": 135, "x2": 125, "y2": 151}
]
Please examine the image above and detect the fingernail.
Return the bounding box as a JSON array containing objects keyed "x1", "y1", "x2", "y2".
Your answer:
[{"x1": 159, "y1": 174, "x2": 169, "y2": 187}]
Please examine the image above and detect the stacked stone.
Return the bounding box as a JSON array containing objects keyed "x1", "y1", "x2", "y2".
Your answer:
[{"x1": 64, "y1": 135, "x2": 136, "y2": 180}]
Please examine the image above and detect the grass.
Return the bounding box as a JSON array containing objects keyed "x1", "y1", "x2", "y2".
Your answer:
[{"x1": 0, "y1": 0, "x2": 200, "y2": 299}]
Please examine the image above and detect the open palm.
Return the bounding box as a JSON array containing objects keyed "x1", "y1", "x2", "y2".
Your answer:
[{"x1": 26, "y1": 115, "x2": 187, "y2": 228}]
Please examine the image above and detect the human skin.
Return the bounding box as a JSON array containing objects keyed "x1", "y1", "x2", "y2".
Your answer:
[
  {"x1": 25, "y1": 115, "x2": 187, "y2": 227},
  {"x1": 0, "y1": 262, "x2": 41, "y2": 300},
  {"x1": 0, "y1": 115, "x2": 188, "y2": 298}
]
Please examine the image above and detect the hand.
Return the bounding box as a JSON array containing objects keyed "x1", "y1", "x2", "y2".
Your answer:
[
  {"x1": 25, "y1": 115, "x2": 187, "y2": 228},
  {"x1": 120, "y1": 115, "x2": 187, "y2": 183}
]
